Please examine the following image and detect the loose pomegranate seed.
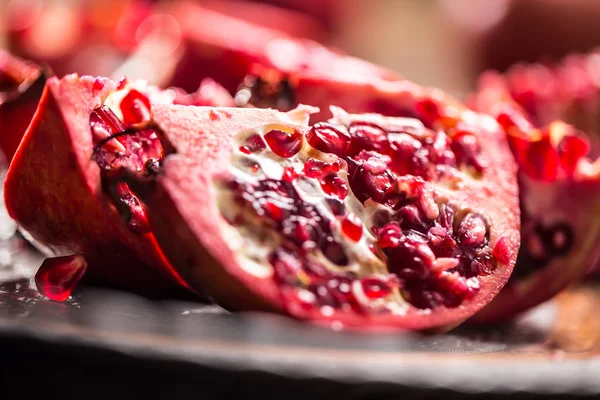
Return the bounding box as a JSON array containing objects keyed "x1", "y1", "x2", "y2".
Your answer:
[
  {"x1": 120, "y1": 89, "x2": 151, "y2": 125},
  {"x1": 341, "y1": 213, "x2": 362, "y2": 242},
  {"x1": 492, "y1": 235, "x2": 513, "y2": 265},
  {"x1": 239, "y1": 146, "x2": 251, "y2": 154},
  {"x1": 264, "y1": 129, "x2": 303, "y2": 158},
  {"x1": 320, "y1": 173, "x2": 348, "y2": 199},
  {"x1": 35, "y1": 255, "x2": 87, "y2": 302},
  {"x1": 306, "y1": 122, "x2": 350, "y2": 156}
]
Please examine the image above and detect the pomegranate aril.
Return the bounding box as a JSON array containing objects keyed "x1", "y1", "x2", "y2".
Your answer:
[
  {"x1": 492, "y1": 235, "x2": 513, "y2": 265},
  {"x1": 525, "y1": 137, "x2": 560, "y2": 180},
  {"x1": 457, "y1": 213, "x2": 488, "y2": 247},
  {"x1": 242, "y1": 134, "x2": 267, "y2": 153},
  {"x1": 346, "y1": 122, "x2": 388, "y2": 156},
  {"x1": 377, "y1": 223, "x2": 403, "y2": 249},
  {"x1": 432, "y1": 257, "x2": 460, "y2": 272},
  {"x1": 90, "y1": 106, "x2": 126, "y2": 135},
  {"x1": 264, "y1": 129, "x2": 303, "y2": 158},
  {"x1": 320, "y1": 173, "x2": 348, "y2": 199},
  {"x1": 451, "y1": 131, "x2": 487, "y2": 172},
  {"x1": 306, "y1": 122, "x2": 350, "y2": 156},
  {"x1": 361, "y1": 275, "x2": 400, "y2": 299},
  {"x1": 116, "y1": 182, "x2": 152, "y2": 234},
  {"x1": 120, "y1": 89, "x2": 151, "y2": 125},
  {"x1": 558, "y1": 134, "x2": 589, "y2": 176},
  {"x1": 35, "y1": 255, "x2": 87, "y2": 302},
  {"x1": 341, "y1": 213, "x2": 363, "y2": 242}
]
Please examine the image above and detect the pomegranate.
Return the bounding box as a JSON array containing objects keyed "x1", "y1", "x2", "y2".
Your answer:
[
  {"x1": 4, "y1": 74, "x2": 230, "y2": 295},
  {"x1": 0, "y1": 50, "x2": 46, "y2": 161},
  {"x1": 469, "y1": 73, "x2": 600, "y2": 322},
  {"x1": 138, "y1": 1, "x2": 397, "y2": 98},
  {"x1": 113, "y1": 82, "x2": 520, "y2": 331}
]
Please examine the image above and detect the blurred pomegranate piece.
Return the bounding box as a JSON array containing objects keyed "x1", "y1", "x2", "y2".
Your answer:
[
  {"x1": 470, "y1": 71, "x2": 600, "y2": 322},
  {"x1": 0, "y1": 50, "x2": 46, "y2": 161}
]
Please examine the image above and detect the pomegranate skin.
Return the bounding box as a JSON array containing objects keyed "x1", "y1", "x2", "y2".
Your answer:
[
  {"x1": 3, "y1": 75, "x2": 197, "y2": 293},
  {"x1": 470, "y1": 71, "x2": 600, "y2": 323},
  {"x1": 122, "y1": 86, "x2": 520, "y2": 331},
  {"x1": 0, "y1": 50, "x2": 46, "y2": 162}
]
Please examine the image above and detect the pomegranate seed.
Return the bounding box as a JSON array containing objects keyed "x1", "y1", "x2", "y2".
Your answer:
[
  {"x1": 115, "y1": 182, "x2": 151, "y2": 233},
  {"x1": 525, "y1": 137, "x2": 560, "y2": 180},
  {"x1": 35, "y1": 255, "x2": 87, "y2": 302},
  {"x1": 320, "y1": 173, "x2": 348, "y2": 199},
  {"x1": 117, "y1": 77, "x2": 128, "y2": 90},
  {"x1": 120, "y1": 89, "x2": 151, "y2": 125},
  {"x1": 346, "y1": 123, "x2": 388, "y2": 156},
  {"x1": 377, "y1": 223, "x2": 403, "y2": 248},
  {"x1": 93, "y1": 78, "x2": 105, "y2": 91},
  {"x1": 361, "y1": 275, "x2": 400, "y2": 299},
  {"x1": 303, "y1": 158, "x2": 329, "y2": 178},
  {"x1": 398, "y1": 204, "x2": 426, "y2": 230},
  {"x1": 558, "y1": 134, "x2": 589, "y2": 176},
  {"x1": 242, "y1": 134, "x2": 267, "y2": 153},
  {"x1": 264, "y1": 129, "x2": 303, "y2": 158},
  {"x1": 306, "y1": 122, "x2": 350, "y2": 156},
  {"x1": 451, "y1": 131, "x2": 487, "y2": 172},
  {"x1": 341, "y1": 213, "x2": 362, "y2": 242},
  {"x1": 457, "y1": 213, "x2": 487, "y2": 247},
  {"x1": 415, "y1": 99, "x2": 441, "y2": 127},
  {"x1": 90, "y1": 106, "x2": 127, "y2": 134},
  {"x1": 281, "y1": 166, "x2": 298, "y2": 181},
  {"x1": 493, "y1": 235, "x2": 513, "y2": 265},
  {"x1": 264, "y1": 202, "x2": 284, "y2": 222},
  {"x1": 431, "y1": 257, "x2": 460, "y2": 272},
  {"x1": 239, "y1": 146, "x2": 251, "y2": 154}
]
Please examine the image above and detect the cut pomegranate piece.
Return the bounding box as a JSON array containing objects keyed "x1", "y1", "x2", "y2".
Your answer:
[
  {"x1": 0, "y1": 50, "x2": 46, "y2": 161},
  {"x1": 116, "y1": 83, "x2": 520, "y2": 331},
  {"x1": 4, "y1": 74, "x2": 229, "y2": 293},
  {"x1": 470, "y1": 71, "x2": 600, "y2": 322}
]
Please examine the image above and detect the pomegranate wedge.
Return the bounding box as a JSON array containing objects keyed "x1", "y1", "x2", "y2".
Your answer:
[
  {"x1": 0, "y1": 50, "x2": 46, "y2": 162},
  {"x1": 4, "y1": 75, "x2": 231, "y2": 292},
  {"x1": 469, "y1": 73, "x2": 600, "y2": 322},
  {"x1": 115, "y1": 83, "x2": 520, "y2": 331}
]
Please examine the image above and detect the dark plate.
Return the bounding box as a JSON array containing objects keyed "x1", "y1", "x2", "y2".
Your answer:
[{"x1": 1, "y1": 234, "x2": 600, "y2": 400}]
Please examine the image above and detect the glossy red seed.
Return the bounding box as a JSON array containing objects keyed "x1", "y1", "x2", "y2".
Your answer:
[
  {"x1": 303, "y1": 158, "x2": 329, "y2": 178},
  {"x1": 558, "y1": 134, "x2": 589, "y2": 176},
  {"x1": 320, "y1": 174, "x2": 348, "y2": 199},
  {"x1": 377, "y1": 223, "x2": 403, "y2": 248},
  {"x1": 243, "y1": 134, "x2": 267, "y2": 153},
  {"x1": 239, "y1": 146, "x2": 251, "y2": 154},
  {"x1": 525, "y1": 137, "x2": 560, "y2": 180},
  {"x1": 492, "y1": 235, "x2": 513, "y2": 265},
  {"x1": 306, "y1": 122, "x2": 350, "y2": 156},
  {"x1": 415, "y1": 99, "x2": 441, "y2": 127},
  {"x1": 341, "y1": 213, "x2": 362, "y2": 242},
  {"x1": 457, "y1": 213, "x2": 487, "y2": 247},
  {"x1": 281, "y1": 166, "x2": 298, "y2": 181},
  {"x1": 35, "y1": 255, "x2": 88, "y2": 302},
  {"x1": 264, "y1": 129, "x2": 303, "y2": 158},
  {"x1": 361, "y1": 275, "x2": 400, "y2": 299},
  {"x1": 90, "y1": 106, "x2": 126, "y2": 134},
  {"x1": 120, "y1": 89, "x2": 151, "y2": 125}
]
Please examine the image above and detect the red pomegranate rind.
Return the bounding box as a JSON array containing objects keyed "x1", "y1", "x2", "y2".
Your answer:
[
  {"x1": 3, "y1": 74, "x2": 197, "y2": 292},
  {"x1": 124, "y1": 85, "x2": 520, "y2": 331},
  {"x1": 0, "y1": 50, "x2": 46, "y2": 161},
  {"x1": 470, "y1": 72, "x2": 600, "y2": 322}
]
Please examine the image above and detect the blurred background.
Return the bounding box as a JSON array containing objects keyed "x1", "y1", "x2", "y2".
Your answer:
[{"x1": 3, "y1": 0, "x2": 600, "y2": 98}]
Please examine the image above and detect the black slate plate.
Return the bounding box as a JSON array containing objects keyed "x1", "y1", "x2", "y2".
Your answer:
[{"x1": 1, "y1": 227, "x2": 600, "y2": 400}]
